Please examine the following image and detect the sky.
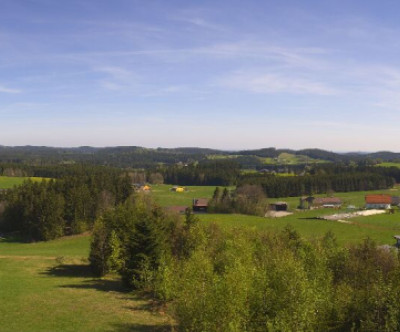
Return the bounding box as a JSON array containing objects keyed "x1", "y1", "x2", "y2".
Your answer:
[{"x1": 1, "y1": 0, "x2": 400, "y2": 151}]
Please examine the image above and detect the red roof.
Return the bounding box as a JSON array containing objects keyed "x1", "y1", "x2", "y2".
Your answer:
[{"x1": 365, "y1": 194, "x2": 392, "y2": 204}]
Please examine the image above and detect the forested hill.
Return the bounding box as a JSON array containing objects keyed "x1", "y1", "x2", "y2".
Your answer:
[{"x1": 0, "y1": 145, "x2": 400, "y2": 168}]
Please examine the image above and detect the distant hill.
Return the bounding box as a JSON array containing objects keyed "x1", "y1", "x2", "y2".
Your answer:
[{"x1": 0, "y1": 145, "x2": 399, "y2": 168}]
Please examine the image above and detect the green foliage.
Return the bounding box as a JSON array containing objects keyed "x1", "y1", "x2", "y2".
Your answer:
[
  {"x1": 89, "y1": 197, "x2": 179, "y2": 290},
  {"x1": 152, "y1": 224, "x2": 400, "y2": 331},
  {"x1": 86, "y1": 193, "x2": 400, "y2": 331},
  {"x1": 161, "y1": 160, "x2": 241, "y2": 186},
  {"x1": 208, "y1": 185, "x2": 267, "y2": 216},
  {"x1": 239, "y1": 171, "x2": 395, "y2": 198},
  {"x1": 2, "y1": 180, "x2": 65, "y2": 241},
  {"x1": 0, "y1": 165, "x2": 133, "y2": 241}
]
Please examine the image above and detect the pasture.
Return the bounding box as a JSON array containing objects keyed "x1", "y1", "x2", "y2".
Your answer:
[
  {"x1": 198, "y1": 211, "x2": 400, "y2": 246},
  {"x1": 0, "y1": 176, "x2": 47, "y2": 189},
  {"x1": 150, "y1": 184, "x2": 223, "y2": 207},
  {"x1": 151, "y1": 184, "x2": 400, "y2": 246},
  {"x1": 0, "y1": 235, "x2": 172, "y2": 332},
  {"x1": 376, "y1": 162, "x2": 400, "y2": 168},
  {"x1": 206, "y1": 152, "x2": 326, "y2": 165}
]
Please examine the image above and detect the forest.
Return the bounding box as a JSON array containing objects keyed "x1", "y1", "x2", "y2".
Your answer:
[{"x1": 0, "y1": 165, "x2": 132, "y2": 241}]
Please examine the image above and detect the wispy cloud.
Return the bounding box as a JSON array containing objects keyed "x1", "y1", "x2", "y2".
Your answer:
[
  {"x1": 94, "y1": 66, "x2": 140, "y2": 92},
  {"x1": 0, "y1": 85, "x2": 21, "y2": 94},
  {"x1": 171, "y1": 16, "x2": 226, "y2": 32},
  {"x1": 217, "y1": 70, "x2": 338, "y2": 95}
]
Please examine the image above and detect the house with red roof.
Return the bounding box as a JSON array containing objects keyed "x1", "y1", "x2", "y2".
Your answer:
[{"x1": 365, "y1": 194, "x2": 392, "y2": 209}]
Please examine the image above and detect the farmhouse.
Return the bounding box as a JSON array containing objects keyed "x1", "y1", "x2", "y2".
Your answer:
[
  {"x1": 269, "y1": 201, "x2": 288, "y2": 211},
  {"x1": 365, "y1": 194, "x2": 392, "y2": 209},
  {"x1": 192, "y1": 198, "x2": 208, "y2": 212},
  {"x1": 299, "y1": 196, "x2": 342, "y2": 209}
]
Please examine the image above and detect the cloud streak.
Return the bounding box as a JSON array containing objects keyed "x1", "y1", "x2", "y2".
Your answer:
[
  {"x1": 0, "y1": 85, "x2": 21, "y2": 94},
  {"x1": 217, "y1": 70, "x2": 338, "y2": 95}
]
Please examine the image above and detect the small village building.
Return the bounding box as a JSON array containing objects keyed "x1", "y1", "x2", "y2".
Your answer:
[
  {"x1": 299, "y1": 196, "x2": 314, "y2": 209},
  {"x1": 132, "y1": 183, "x2": 141, "y2": 190},
  {"x1": 269, "y1": 201, "x2": 288, "y2": 211},
  {"x1": 192, "y1": 198, "x2": 209, "y2": 212},
  {"x1": 365, "y1": 194, "x2": 392, "y2": 209},
  {"x1": 394, "y1": 235, "x2": 400, "y2": 248},
  {"x1": 299, "y1": 196, "x2": 342, "y2": 209},
  {"x1": 312, "y1": 197, "x2": 342, "y2": 208},
  {"x1": 392, "y1": 196, "x2": 400, "y2": 206}
]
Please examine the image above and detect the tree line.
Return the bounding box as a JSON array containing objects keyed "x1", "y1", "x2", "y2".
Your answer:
[
  {"x1": 238, "y1": 172, "x2": 395, "y2": 198},
  {"x1": 160, "y1": 160, "x2": 241, "y2": 186}
]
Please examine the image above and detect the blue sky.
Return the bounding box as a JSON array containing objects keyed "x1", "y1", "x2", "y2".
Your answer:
[{"x1": 1, "y1": 0, "x2": 400, "y2": 151}]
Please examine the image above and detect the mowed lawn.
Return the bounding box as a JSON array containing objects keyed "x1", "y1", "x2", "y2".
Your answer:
[
  {"x1": 150, "y1": 184, "x2": 222, "y2": 207},
  {"x1": 0, "y1": 235, "x2": 172, "y2": 332},
  {"x1": 0, "y1": 176, "x2": 48, "y2": 189}
]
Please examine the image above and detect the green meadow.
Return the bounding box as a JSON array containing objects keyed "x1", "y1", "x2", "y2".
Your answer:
[
  {"x1": 198, "y1": 210, "x2": 400, "y2": 246},
  {"x1": 0, "y1": 176, "x2": 48, "y2": 189},
  {"x1": 151, "y1": 184, "x2": 400, "y2": 246},
  {"x1": 206, "y1": 152, "x2": 326, "y2": 165},
  {"x1": 376, "y1": 162, "x2": 400, "y2": 168},
  {"x1": 150, "y1": 184, "x2": 226, "y2": 207},
  {"x1": 0, "y1": 235, "x2": 172, "y2": 332}
]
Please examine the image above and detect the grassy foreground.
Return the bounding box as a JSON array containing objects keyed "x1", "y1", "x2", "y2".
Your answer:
[{"x1": 0, "y1": 234, "x2": 172, "y2": 332}]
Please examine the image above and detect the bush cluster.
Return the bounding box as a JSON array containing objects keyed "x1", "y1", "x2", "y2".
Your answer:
[{"x1": 90, "y1": 198, "x2": 400, "y2": 331}]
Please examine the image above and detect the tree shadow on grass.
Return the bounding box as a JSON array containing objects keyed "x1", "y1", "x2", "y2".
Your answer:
[
  {"x1": 43, "y1": 263, "x2": 131, "y2": 292},
  {"x1": 0, "y1": 233, "x2": 26, "y2": 243},
  {"x1": 60, "y1": 278, "x2": 130, "y2": 293},
  {"x1": 43, "y1": 264, "x2": 94, "y2": 278},
  {"x1": 110, "y1": 323, "x2": 173, "y2": 332}
]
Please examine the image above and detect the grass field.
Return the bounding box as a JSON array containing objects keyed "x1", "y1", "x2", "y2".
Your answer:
[
  {"x1": 0, "y1": 234, "x2": 172, "y2": 332},
  {"x1": 150, "y1": 184, "x2": 226, "y2": 207},
  {"x1": 0, "y1": 176, "x2": 48, "y2": 189},
  {"x1": 198, "y1": 210, "x2": 400, "y2": 246},
  {"x1": 376, "y1": 162, "x2": 400, "y2": 168},
  {"x1": 206, "y1": 152, "x2": 326, "y2": 165},
  {"x1": 151, "y1": 184, "x2": 400, "y2": 246}
]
